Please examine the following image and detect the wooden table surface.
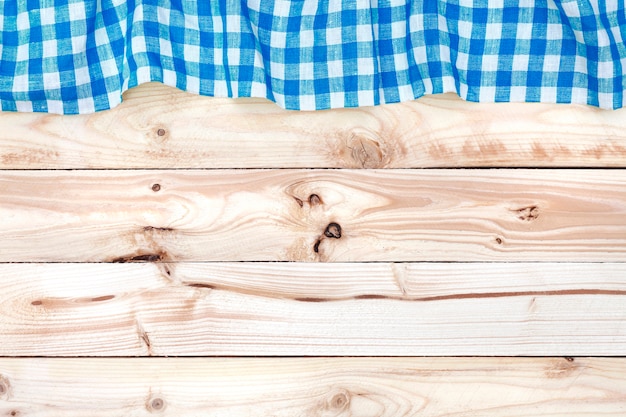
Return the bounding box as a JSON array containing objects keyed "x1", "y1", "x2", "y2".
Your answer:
[{"x1": 1, "y1": 83, "x2": 625, "y2": 415}]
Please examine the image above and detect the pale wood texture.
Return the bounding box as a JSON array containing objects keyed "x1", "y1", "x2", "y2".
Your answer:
[
  {"x1": 2, "y1": 262, "x2": 625, "y2": 356},
  {"x1": 2, "y1": 83, "x2": 626, "y2": 169},
  {"x1": 0, "y1": 358, "x2": 625, "y2": 416},
  {"x1": 2, "y1": 81, "x2": 626, "y2": 413},
  {"x1": 1, "y1": 169, "x2": 625, "y2": 262}
]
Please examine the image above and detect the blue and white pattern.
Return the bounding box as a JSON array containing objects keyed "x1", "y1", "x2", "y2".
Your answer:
[{"x1": 1, "y1": 0, "x2": 625, "y2": 114}]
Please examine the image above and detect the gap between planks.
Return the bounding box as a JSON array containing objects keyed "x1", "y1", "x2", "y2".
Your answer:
[{"x1": 1, "y1": 262, "x2": 625, "y2": 356}]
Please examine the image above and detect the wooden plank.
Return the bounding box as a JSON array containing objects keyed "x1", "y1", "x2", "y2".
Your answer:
[
  {"x1": 1, "y1": 262, "x2": 625, "y2": 356},
  {"x1": 0, "y1": 357, "x2": 624, "y2": 416},
  {"x1": 2, "y1": 83, "x2": 626, "y2": 169},
  {"x1": 1, "y1": 169, "x2": 626, "y2": 262}
]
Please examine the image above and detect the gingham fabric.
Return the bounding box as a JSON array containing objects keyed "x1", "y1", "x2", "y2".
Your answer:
[{"x1": 1, "y1": 1, "x2": 625, "y2": 114}]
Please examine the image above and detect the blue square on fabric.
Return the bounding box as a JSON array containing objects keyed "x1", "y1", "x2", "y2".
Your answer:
[
  {"x1": 499, "y1": 38, "x2": 517, "y2": 55},
  {"x1": 527, "y1": 71, "x2": 543, "y2": 87},
  {"x1": 284, "y1": 47, "x2": 300, "y2": 64},
  {"x1": 314, "y1": 77, "x2": 330, "y2": 94},
  {"x1": 501, "y1": 7, "x2": 519, "y2": 23},
  {"x1": 472, "y1": 7, "x2": 488, "y2": 23}
]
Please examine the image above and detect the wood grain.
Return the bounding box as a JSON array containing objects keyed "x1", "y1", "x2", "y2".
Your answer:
[
  {"x1": 2, "y1": 83, "x2": 626, "y2": 169},
  {"x1": 0, "y1": 358, "x2": 624, "y2": 416},
  {"x1": 1, "y1": 169, "x2": 626, "y2": 262},
  {"x1": 1, "y1": 262, "x2": 625, "y2": 356}
]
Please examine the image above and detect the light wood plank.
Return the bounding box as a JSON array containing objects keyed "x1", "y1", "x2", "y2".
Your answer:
[
  {"x1": 0, "y1": 358, "x2": 624, "y2": 416},
  {"x1": 2, "y1": 83, "x2": 626, "y2": 169},
  {"x1": 1, "y1": 169, "x2": 626, "y2": 262},
  {"x1": 1, "y1": 262, "x2": 625, "y2": 356}
]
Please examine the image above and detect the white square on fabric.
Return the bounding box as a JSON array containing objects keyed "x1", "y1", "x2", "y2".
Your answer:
[
  {"x1": 357, "y1": 90, "x2": 374, "y2": 106},
  {"x1": 326, "y1": 27, "x2": 342, "y2": 45},
  {"x1": 391, "y1": 20, "x2": 406, "y2": 38},
  {"x1": 481, "y1": 54, "x2": 499, "y2": 71},
  {"x1": 186, "y1": 75, "x2": 200, "y2": 92},
  {"x1": 357, "y1": 57, "x2": 374, "y2": 75},
  {"x1": 71, "y1": 34, "x2": 87, "y2": 54},
  {"x1": 456, "y1": 51, "x2": 469, "y2": 71},
  {"x1": 226, "y1": 14, "x2": 241, "y2": 31},
  {"x1": 135, "y1": 66, "x2": 151, "y2": 83},
  {"x1": 397, "y1": 83, "x2": 414, "y2": 101},
  {"x1": 94, "y1": 27, "x2": 110, "y2": 47},
  {"x1": 272, "y1": 91, "x2": 285, "y2": 108},
  {"x1": 546, "y1": 23, "x2": 563, "y2": 40},
  {"x1": 47, "y1": 100, "x2": 64, "y2": 113},
  {"x1": 16, "y1": 11, "x2": 30, "y2": 30},
  {"x1": 327, "y1": 1, "x2": 342, "y2": 14},
  {"x1": 40, "y1": 7, "x2": 56, "y2": 25},
  {"x1": 394, "y1": 54, "x2": 409, "y2": 71},
  {"x1": 441, "y1": 76, "x2": 456, "y2": 93},
  {"x1": 479, "y1": 85, "x2": 496, "y2": 101},
  {"x1": 598, "y1": 92, "x2": 613, "y2": 108},
  {"x1": 299, "y1": 94, "x2": 316, "y2": 109},
  {"x1": 299, "y1": 62, "x2": 314, "y2": 79},
  {"x1": 75, "y1": 65, "x2": 90, "y2": 84},
  {"x1": 299, "y1": 30, "x2": 314, "y2": 47},
  {"x1": 100, "y1": 58, "x2": 118, "y2": 78},
  {"x1": 516, "y1": 23, "x2": 533, "y2": 40},
  {"x1": 185, "y1": 13, "x2": 199, "y2": 30},
  {"x1": 69, "y1": 2, "x2": 86, "y2": 21},
  {"x1": 157, "y1": 6, "x2": 170, "y2": 25},
  {"x1": 42, "y1": 39, "x2": 58, "y2": 58},
  {"x1": 327, "y1": 59, "x2": 344, "y2": 77},
  {"x1": 457, "y1": 19, "x2": 472, "y2": 39},
  {"x1": 77, "y1": 98, "x2": 95, "y2": 113},
  {"x1": 438, "y1": 44, "x2": 451, "y2": 62},
  {"x1": 15, "y1": 101, "x2": 34, "y2": 112},
  {"x1": 246, "y1": 0, "x2": 261, "y2": 12},
  {"x1": 270, "y1": 61, "x2": 285, "y2": 77},
  {"x1": 509, "y1": 86, "x2": 527, "y2": 101},
  {"x1": 17, "y1": 43, "x2": 30, "y2": 61},
  {"x1": 227, "y1": 47, "x2": 240, "y2": 65},
  {"x1": 43, "y1": 71, "x2": 61, "y2": 89},
  {"x1": 107, "y1": 91, "x2": 122, "y2": 107},
  {"x1": 163, "y1": 69, "x2": 177, "y2": 85},
  {"x1": 330, "y1": 91, "x2": 345, "y2": 108},
  {"x1": 597, "y1": 30, "x2": 611, "y2": 48},
  {"x1": 485, "y1": 23, "x2": 503, "y2": 40},
  {"x1": 272, "y1": 2, "x2": 291, "y2": 17},
  {"x1": 132, "y1": 36, "x2": 147, "y2": 53},
  {"x1": 412, "y1": 45, "x2": 427, "y2": 62},
  {"x1": 574, "y1": 55, "x2": 587, "y2": 74},
  {"x1": 250, "y1": 80, "x2": 266, "y2": 97},
  {"x1": 542, "y1": 86, "x2": 557, "y2": 102},
  {"x1": 271, "y1": 31, "x2": 287, "y2": 48},
  {"x1": 597, "y1": 60, "x2": 614, "y2": 80},
  {"x1": 543, "y1": 54, "x2": 560, "y2": 72},
  {"x1": 160, "y1": 39, "x2": 173, "y2": 58},
  {"x1": 211, "y1": 15, "x2": 223, "y2": 32},
  {"x1": 420, "y1": 77, "x2": 433, "y2": 93},
  {"x1": 184, "y1": 44, "x2": 200, "y2": 63},
  {"x1": 512, "y1": 54, "x2": 529, "y2": 71}
]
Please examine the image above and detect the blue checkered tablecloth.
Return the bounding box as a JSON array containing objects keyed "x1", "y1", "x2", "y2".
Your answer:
[{"x1": 1, "y1": 1, "x2": 625, "y2": 114}]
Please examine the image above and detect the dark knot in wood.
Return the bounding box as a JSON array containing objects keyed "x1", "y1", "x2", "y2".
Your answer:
[{"x1": 324, "y1": 223, "x2": 342, "y2": 239}]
